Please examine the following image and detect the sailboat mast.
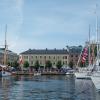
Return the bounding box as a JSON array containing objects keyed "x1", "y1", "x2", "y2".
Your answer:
[
  {"x1": 88, "y1": 25, "x2": 91, "y2": 66},
  {"x1": 96, "y1": 4, "x2": 99, "y2": 62},
  {"x1": 4, "y1": 25, "x2": 7, "y2": 65}
]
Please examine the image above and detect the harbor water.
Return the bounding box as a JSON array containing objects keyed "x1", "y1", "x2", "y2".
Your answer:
[{"x1": 0, "y1": 75, "x2": 100, "y2": 100}]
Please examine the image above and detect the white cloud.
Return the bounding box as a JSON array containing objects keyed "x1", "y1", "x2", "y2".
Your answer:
[
  {"x1": 1, "y1": 0, "x2": 100, "y2": 53},
  {"x1": 0, "y1": 0, "x2": 24, "y2": 53},
  {"x1": 7, "y1": 0, "x2": 24, "y2": 53}
]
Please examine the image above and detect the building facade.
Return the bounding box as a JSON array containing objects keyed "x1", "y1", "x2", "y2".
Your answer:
[
  {"x1": 67, "y1": 46, "x2": 82, "y2": 67},
  {"x1": 20, "y1": 49, "x2": 69, "y2": 67},
  {"x1": 0, "y1": 48, "x2": 18, "y2": 64}
]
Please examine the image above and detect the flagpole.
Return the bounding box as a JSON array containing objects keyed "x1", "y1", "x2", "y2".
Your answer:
[
  {"x1": 4, "y1": 24, "x2": 7, "y2": 65},
  {"x1": 88, "y1": 24, "x2": 91, "y2": 67},
  {"x1": 76, "y1": 47, "x2": 83, "y2": 67}
]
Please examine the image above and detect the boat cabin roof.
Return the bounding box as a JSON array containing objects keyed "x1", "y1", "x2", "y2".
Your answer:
[{"x1": 0, "y1": 64, "x2": 6, "y2": 68}]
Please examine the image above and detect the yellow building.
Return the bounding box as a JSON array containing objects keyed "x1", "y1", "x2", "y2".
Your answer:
[{"x1": 20, "y1": 49, "x2": 69, "y2": 67}]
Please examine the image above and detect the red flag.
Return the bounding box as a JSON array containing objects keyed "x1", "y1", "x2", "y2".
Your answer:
[
  {"x1": 19, "y1": 55, "x2": 23, "y2": 64},
  {"x1": 81, "y1": 47, "x2": 88, "y2": 63}
]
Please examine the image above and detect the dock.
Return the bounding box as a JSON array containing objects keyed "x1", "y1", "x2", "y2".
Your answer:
[{"x1": 12, "y1": 71, "x2": 67, "y2": 75}]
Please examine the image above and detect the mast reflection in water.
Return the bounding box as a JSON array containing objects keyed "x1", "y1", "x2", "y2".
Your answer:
[{"x1": 0, "y1": 75, "x2": 98, "y2": 100}]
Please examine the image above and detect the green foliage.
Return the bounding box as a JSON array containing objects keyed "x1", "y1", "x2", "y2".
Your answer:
[
  {"x1": 23, "y1": 61, "x2": 29, "y2": 68},
  {"x1": 7, "y1": 61, "x2": 11, "y2": 66},
  {"x1": 94, "y1": 46, "x2": 97, "y2": 57},
  {"x1": 34, "y1": 60, "x2": 40, "y2": 70},
  {"x1": 56, "y1": 61, "x2": 62, "y2": 69},
  {"x1": 69, "y1": 61, "x2": 74, "y2": 69},
  {"x1": 7, "y1": 61, "x2": 19, "y2": 68},
  {"x1": 79, "y1": 61, "x2": 84, "y2": 67},
  {"x1": 85, "y1": 57, "x2": 89, "y2": 67},
  {"x1": 13, "y1": 61, "x2": 19, "y2": 67},
  {"x1": 45, "y1": 60, "x2": 52, "y2": 69}
]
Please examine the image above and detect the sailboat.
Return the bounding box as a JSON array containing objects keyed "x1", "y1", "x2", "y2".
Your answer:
[
  {"x1": 0, "y1": 65, "x2": 11, "y2": 77},
  {"x1": 91, "y1": 52, "x2": 100, "y2": 91},
  {"x1": 0, "y1": 25, "x2": 11, "y2": 77},
  {"x1": 75, "y1": 25, "x2": 92, "y2": 79},
  {"x1": 91, "y1": 13, "x2": 100, "y2": 91},
  {"x1": 91, "y1": 70, "x2": 100, "y2": 91},
  {"x1": 75, "y1": 4, "x2": 100, "y2": 90}
]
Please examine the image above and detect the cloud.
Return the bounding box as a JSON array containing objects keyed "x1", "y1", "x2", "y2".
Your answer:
[
  {"x1": 0, "y1": 0, "x2": 24, "y2": 53},
  {"x1": 24, "y1": 0, "x2": 94, "y2": 37},
  {"x1": 1, "y1": 0, "x2": 100, "y2": 53}
]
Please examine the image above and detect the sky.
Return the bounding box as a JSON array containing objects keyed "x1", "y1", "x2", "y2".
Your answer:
[{"x1": 0, "y1": 0, "x2": 100, "y2": 54}]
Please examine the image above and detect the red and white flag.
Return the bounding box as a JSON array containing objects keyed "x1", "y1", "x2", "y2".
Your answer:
[
  {"x1": 81, "y1": 47, "x2": 88, "y2": 63},
  {"x1": 19, "y1": 55, "x2": 23, "y2": 64}
]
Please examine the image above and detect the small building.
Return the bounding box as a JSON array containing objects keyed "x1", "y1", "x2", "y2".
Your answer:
[
  {"x1": 20, "y1": 49, "x2": 69, "y2": 67},
  {"x1": 0, "y1": 48, "x2": 18, "y2": 64}
]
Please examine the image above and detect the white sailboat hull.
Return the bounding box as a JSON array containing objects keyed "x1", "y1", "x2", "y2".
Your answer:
[
  {"x1": 91, "y1": 76, "x2": 100, "y2": 91},
  {"x1": 75, "y1": 72, "x2": 91, "y2": 79},
  {"x1": 0, "y1": 71, "x2": 11, "y2": 77},
  {"x1": 91, "y1": 72, "x2": 100, "y2": 91}
]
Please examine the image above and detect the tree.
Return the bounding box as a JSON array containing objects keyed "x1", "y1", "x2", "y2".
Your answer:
[
  {"x1": 23, "y1": 61, "x2": 29, "y2": 68},
  {"x1": 56, "y1": 61, "x2": 62, "y2": 69},
  {"x1": 69, "y1": 61, "x2": 74, "y2": 69},
  {"x1": 13, "y1": 61, "x2": 19, "y2": 67},
  {"x1": 34, "y1": 60, "x2": 40, "y2": 71},
  {"x1": 45, "y1": 60, "x2": 52, "y2": 69},
  {"x1": 7, "y1": 61, "x2": 19, "y2": 68}
]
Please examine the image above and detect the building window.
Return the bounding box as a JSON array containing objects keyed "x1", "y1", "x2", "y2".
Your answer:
[
  {"x1": 24, "y1": 56, "x2": 28, "y2": 59},
  {"x1": 53, "y1": 56, "x2": 55, "y2": 59},
  {"x1": 65, "y1": 56, "x2": 67, "y2": 59},
  {"x1": 63, "y1": 56, "x2": 67, "y2": 59},
  {"x1": 27, "y1": 56, "x2": 28, "y2": 59},
  {"x1": 71, "y1": 55, "x2": 73, "y2": 57},
  {"x1": 36, "y1": 56, "x2": 37, "y2": 59},
  {"x1": 31, "y1": 56, "x2": 33, "y2": 59},
  {"x1": 40, "y1": 56, "x2": 42, "y2": 58},
  {"x1": 49, "y1": 56, "x2": 51, "y2": 59},
  {"x1": 76, "y1": 55, "x2": 78, "y2": 57}
]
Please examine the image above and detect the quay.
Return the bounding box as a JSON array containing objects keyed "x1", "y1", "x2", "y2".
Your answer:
[
  {"x1": 12, "y1": 71, "x2": 67, "y2": 75},
  {"x1": 41, "y1": 71, "x2": 66, "y2": 75},
  {"x1": 12, "y1": 71, "x2": 34, "y2": 75}
]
